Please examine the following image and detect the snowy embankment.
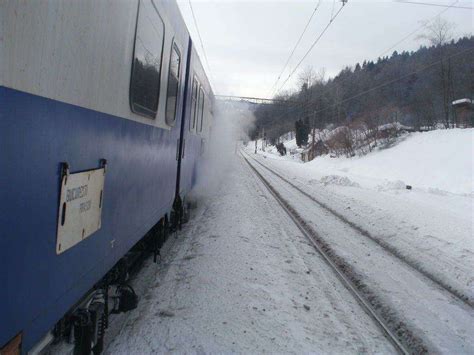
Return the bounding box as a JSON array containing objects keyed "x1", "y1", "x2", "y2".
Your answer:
[
  {"x1": 263, "y1": 129, "x2": 473, "y2": 195},
  {"x1": 246, "y1": 128, "x2": 473, "y2": 304},
  {"x1": 307, "y1": 129, "x2": 473, "y2": 195},
  {"x1": 244, "y1": 152, "x2": 474, "y2": 353}
]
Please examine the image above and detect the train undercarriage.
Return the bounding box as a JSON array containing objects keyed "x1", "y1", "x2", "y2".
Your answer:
[{"x1": 20, "y1": 200, "x2": 189, "y2": 355}]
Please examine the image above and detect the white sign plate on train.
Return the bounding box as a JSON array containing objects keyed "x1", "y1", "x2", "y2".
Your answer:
[{"x1": 56, "y1": 167, "x2": 105, "y2": 254}]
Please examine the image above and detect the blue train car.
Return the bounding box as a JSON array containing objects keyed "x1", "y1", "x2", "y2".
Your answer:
[{"x1": 0, "y1": 0, "x2": 214, "y2": 353}]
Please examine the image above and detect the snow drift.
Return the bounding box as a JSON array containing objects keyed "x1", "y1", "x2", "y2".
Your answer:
[
  {"x1": 305, "y1": 129, "x2": 473, "y2": 195},
  {"x1": 261, "y1": 129, "x2": 473, "y2": 195}
]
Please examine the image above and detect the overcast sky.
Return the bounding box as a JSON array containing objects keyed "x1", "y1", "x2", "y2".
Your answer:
[{"x1": 177, "y1": 0, "x2": 473, "y2": 98}]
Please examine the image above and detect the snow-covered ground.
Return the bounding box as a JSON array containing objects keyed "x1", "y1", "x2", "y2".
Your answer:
[
  {"x1": 106, "y1": 156, "x2": 395, "y2": 354},
  {"x1": 243, "y1": 150, "x2": 473, "y2": 353},
  {"x1": 246, "y1": 129, "x2": 473, "y2": 303},
  {"x1": 105, "y1": 128, "x2": 473, "y2": 354},
  {"x1": 262, "y1": 128, "x2": 473, "y2": 195}
]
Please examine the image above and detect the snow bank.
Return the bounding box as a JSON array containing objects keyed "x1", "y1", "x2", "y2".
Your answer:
[
  {"x1": 320, "y1": 175, "x2": 360, "y2": 188},
  {"x1": 307, "y1": 129, "x2": 473, "y2": 195},
  {"x1": 283, "y1": 137, "x2": 298, "y2": 151}
]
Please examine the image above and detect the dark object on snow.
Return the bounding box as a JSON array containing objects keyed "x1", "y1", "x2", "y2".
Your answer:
[
  {"x1": 113, "y1": 285, "x2": 138, "y2": 313},
  {"x1": 406, "y1": 185, "x2": 412, "y2": 190},
  {"x1": 276, "y1": 142, "x2": 287, "y2": 156}
]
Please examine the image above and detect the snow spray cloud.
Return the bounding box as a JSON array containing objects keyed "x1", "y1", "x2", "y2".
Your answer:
[{"x1": 190, "y1": 100, "x2": 255, "y2": 200}]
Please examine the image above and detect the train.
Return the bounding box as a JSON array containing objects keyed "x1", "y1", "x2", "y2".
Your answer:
[{"x1": 0, "y1": 0, "x2": 214, "y2": 353}]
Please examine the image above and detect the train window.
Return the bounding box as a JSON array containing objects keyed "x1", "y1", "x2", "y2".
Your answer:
[
  {"x1": 198, "y1": 88, "x2": 205, "y2": 132},
  {"x1": 130, "y1": 0, "x2": 165, "y2": 119},
  {"x1": 165, "y1": 42, "x2": 181, "y2": 125},
  {"x1": 190, "y1": 77, "x2": 199, "y2": 130}
]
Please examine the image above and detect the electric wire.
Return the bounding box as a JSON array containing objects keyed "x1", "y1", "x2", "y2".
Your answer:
[
  {"x1": 188, "y1": 0, "x2": 216, "y2": 91},
  {"x1": 269, "y1": 0, "x2": 323, "y2": 97},
  {"x1": 268, "y1": 0, "x2": 466, "y2": 122},
  {"x1": 275, "y1": 2, "x2": 347, "y2": 95},
  {"x1": 394, "y1": 0, "x2": 473, "y2": 10},
  {"x1": 274, "y1": 0, "x2": 458, "y2": 100},
  {"x1": 267, "y1": 46, "x2": 473, "y2": 125},
  {"x1": 313, "y1": 47, "x2": 474, "y2": 116},
  {"x1": 379, "y1": 0, "x2": 460, "y2": 57}
]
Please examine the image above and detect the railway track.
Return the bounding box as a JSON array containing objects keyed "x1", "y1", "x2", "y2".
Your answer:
[
  {"x1": 243, "y1": 150, "x2": 472, "y2": 308},
  {"x1": 241, "y1": 150, "x2": 474, "y2": 354},
  {"x1": 241, "y1": 153, "x2": 411, "y2": 354}
]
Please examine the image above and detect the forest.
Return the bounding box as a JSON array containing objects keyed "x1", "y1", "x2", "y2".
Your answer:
[{"x1": 253, "y1": 23, "x2": 473, "y2": 145}]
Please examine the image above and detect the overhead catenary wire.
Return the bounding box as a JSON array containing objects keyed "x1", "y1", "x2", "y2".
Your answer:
[
  {"x1": 314, "y1": 47, "x2": 474, "y2": 115},
  {"x1": 275, "y1": 0, "x2": 459, "y2": 102},
  {"x1": 393, "y1": 0, "x2": 473, "y2": 10},
  {"x1": 275, "y1": 2, "x2": 347, "y2": 95},
  {"x1": 188, "y1": 0, "x2": 216, "y2": 91},
  {"x1": 269, "y1": 0, "x2": 323, "y2": 97},
  {"x1": 269, "y1": 0, "x2": 466, "y2": 122},
  {"x1": 241, "y1": 153, "x2": 411, "y2": 355},
  {"x1": 302, "y1": 46, "x2": 472, "y2": 120},
  {"x1": 267, "y1": 46, "x2": 473, "y2": 125},
  {"x1": 379, "y1": 0, "x2": 460, "y2": 57}
]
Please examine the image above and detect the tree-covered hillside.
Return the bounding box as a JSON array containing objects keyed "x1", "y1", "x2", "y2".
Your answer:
[{"x1": 254, "y1": 34, "x2": 473, "y2": 142}]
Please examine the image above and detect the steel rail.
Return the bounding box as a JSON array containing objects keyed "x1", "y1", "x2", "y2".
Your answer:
[
  {"x1": 241, "y1": 153, "x2": 411, "y2": 355},
  {"x1": 243, "y1": 150, "x2": 473, "y2": 308}
]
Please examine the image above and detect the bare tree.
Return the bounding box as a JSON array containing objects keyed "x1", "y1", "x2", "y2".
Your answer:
[
  {"x1": 297, "y1": 66, "x2": 318, "y2": 89},
  {"x1": 418, "y1": 17, "x2": 456, "y2": 128},
  {"x1": 418, "y1": 17, "x2": 454, "y2": 46}
]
